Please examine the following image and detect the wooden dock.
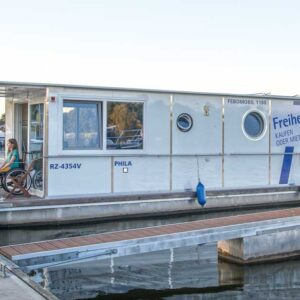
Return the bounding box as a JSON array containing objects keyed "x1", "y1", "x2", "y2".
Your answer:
[{"x1": 1, "y1": 207, "x2": 300, "y2": 270}]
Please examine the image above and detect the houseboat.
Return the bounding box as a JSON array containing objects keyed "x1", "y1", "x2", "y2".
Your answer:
[{"x1": 0, "y1": 81, "x2": 299, "y2": 225}]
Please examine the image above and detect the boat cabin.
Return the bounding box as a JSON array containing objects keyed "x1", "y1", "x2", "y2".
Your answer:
[{"x1": 0, "y1": 82, "x2": 299, "y2": 199}]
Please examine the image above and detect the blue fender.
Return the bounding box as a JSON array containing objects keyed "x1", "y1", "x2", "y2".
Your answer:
[{"x1": 196, "y1": 182, "x2": 206, "y2": 207}]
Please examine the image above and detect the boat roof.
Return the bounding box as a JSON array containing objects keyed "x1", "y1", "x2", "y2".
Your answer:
[{"x1": 0, "y1": 80, "x2": 299, "y2": 100}]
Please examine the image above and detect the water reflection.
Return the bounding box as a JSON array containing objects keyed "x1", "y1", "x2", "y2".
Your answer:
[
  {"x1": 33, "y1": 244, "x2": 219, "y2": 299},
  {"x1": 29, "y1": 243, "x2": 300, "y2": 300}
]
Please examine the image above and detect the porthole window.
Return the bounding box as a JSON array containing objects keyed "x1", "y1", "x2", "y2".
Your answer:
[
  {"x1": 243, "y1": 111, "x2": 266, "y2": 139},
  {"x1": 177, "y1": 113, "x2": 193, "y2": 132}
]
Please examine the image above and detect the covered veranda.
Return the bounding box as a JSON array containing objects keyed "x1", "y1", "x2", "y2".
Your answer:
[{"x1": 0, "y1": 82, "x2": 46, "y2": 198}]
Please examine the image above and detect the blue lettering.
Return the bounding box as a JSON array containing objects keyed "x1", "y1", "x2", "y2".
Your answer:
[
  {"x1": 114, "y1": 160, "x2": 132, "y2": 167},
  {"x1": 283, "y1": 118, "x2": 289, "y2": 127},
  {"x1": 273, "y1": 114, "x2": 300, "y2": 130},
  {"x1": 49, "y1": 162, "x2": 81, "y2": 170},
  {"x1": 273, "y1": 117, "x2": 279, "y2": 130}
]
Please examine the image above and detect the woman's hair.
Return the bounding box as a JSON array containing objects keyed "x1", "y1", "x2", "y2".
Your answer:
[{"x1": 8, "y1": 138, "x2": 19, "y2": 151}]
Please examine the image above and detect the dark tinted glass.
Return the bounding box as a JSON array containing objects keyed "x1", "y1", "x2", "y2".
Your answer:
[
  {"x1": 177, "y1": 114, "x2": 193, "y2": 132},
  {"x1": 244, "y1": 112, "x2": 264, "y2": 137}
]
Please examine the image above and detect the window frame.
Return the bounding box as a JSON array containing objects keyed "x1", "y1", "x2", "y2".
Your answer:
[
  {"x1": 62, "y1": 99, "x2": 103, "y2": 150},
  {"x1": 59, "y1": 95, "x2": 146, "y2": 155},
  {"x1": 106, "y1": 100, "x2": 145, "y2": 151},
  {"x1": 29, "y1": 103, "x2": 44, "y2": 144},
  {"x1": 242, "y1": 109, "x2": 267, "y2": 141},
  {"x1": 176, "y1": 113, "x2": 193, "y2": 132}
]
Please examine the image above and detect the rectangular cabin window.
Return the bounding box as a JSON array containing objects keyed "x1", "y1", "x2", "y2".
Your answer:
[
  {"x1": 63, "y1": 101, "x2": 101, "y2": 149},
  {"x1": 30, "y1": 103, "x2": 44, "y2": 155},
  {"x1": 107, "y1": 102, "x2": 143, "y2": 150}
]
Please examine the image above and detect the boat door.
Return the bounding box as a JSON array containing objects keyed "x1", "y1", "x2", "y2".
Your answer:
[
  {"x1": 14, "y1": 103, "x2": 28, "y2": 160},
  {"x1": 28, "y1": 103, "x2": 44, "y2": 194},
  {"x1": 14, "y1": 102, "x2": 44, "y2": 195}
]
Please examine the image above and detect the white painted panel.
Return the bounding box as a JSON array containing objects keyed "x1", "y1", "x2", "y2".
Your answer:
[
  {"x1": 224, "y1": 155, "x2": 268, "y2": 187},
  {"x1": 109, "y1": 91, "x2": 170, "y2": 155},
  {"x1": 172, "y1": 156, "x2": 222, "y2": 190},
  {"x1": 146, "y1": 94, "x2": 170, "y2": 154},
  {"x1": 47, "y1": 87, "x2": 113, "y2": 156},
  {"x1": 48, "y1": 157, "x2": 111, "y2": 196},
  {"x1": 48, "y1": 88, "x2": 170, "y2": 156},
  {"x1": 270, "y1": 154, "x2": 284, "y2": 185},
  {"x1": 224, "y1": 98, "x2": 269, "y2": 154},
  {"x1": 172, "y1": 95, "x2": 222, "y2": 155},
  {"x1": 113, "y1": 157, "x2": 169, "y2": 192},
  {"x1": 288, "y1": 153, "x2": 300, "y2": 185},
  {"x1": 271, "y1": 154, "x2": 300, "y2": 185},
  {"x1": 271, "y1": 99, "x2": 300, "y2": 185},
  {"x1": 47, "y1": 94, "x2": 60, "y2": 156},
  {"x1": 271, "y1": 99, "x2": 300, "y2": 154}
]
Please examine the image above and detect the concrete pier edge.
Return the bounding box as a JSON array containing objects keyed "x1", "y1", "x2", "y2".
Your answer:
[
  {"x1": 218, "y1": 249, "x2": 300, "y2": 265},
  {"x1": 0, "y1": 185, "x2": 300, "y2": 227},
  {"x1": 0, "y1": 255, "x2": 59, "y2": 300}
]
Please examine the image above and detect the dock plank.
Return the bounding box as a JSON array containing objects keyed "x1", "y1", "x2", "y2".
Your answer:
[
  {"x1": 0, "y1": 246, "x2": 23, "y2": 257},
  {"x1": 33, "y1": 242, "x2": 62, "y2": 251}
]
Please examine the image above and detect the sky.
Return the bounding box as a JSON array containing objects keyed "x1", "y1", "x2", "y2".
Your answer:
[{"x1": 1, "y1": 0, "x2": 300, "y2": 109}]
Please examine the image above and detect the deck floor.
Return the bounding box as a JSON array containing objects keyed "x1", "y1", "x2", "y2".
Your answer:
[
  {"x1": 1, "y1": 207, "x2": 300, "y2": 260},
  {"x1": 0, "y1": 185, "x2": 297, "y2": 208}
]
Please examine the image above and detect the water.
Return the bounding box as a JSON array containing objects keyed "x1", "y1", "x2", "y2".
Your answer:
[
  {"x1": 29, "y1": 244, "x2": 300, "y2": 300},
  {"x1": 2, "y1": 206, "x2": 300, "y2": 299}
]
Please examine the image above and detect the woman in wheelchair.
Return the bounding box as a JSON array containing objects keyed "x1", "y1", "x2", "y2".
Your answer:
[
  {"x1": 0, "y1": 138, "x2": 27, "y2": 195},
  {"x1": 0, "y1": 138, "x2": 20, "y2": 173}
]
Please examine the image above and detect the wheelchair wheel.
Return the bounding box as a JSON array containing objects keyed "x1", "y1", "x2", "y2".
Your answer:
[
  {"x1": 32, "y1": 170, "x2": 43, "y2": 190},
  {"x1": 4, "y1": 168, "x2": 32, "y2": 195},
  {"x1": 0, "y1": 173, "x2": 6, "y2": 189}
]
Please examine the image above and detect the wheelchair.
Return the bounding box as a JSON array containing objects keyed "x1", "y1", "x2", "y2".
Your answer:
[
  {"x1": 0, "y1": 167, "x2": 31, "y2": 196},
  {"x1": 0, "y1": 158, "x2": 42, "y2": 196}
]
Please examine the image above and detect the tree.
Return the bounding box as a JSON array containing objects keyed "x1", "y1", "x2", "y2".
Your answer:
[{"x1": 108, "y1": 103, "x2": 142, "y2": 135}]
